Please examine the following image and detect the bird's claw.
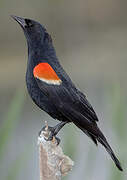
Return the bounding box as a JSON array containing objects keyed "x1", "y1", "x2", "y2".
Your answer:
[
  {"x1": 39, "y1": 122, "x2": 66, "y2": 145},
  {"x1": 39, "y1": 126, "x2": 60, "y2": 145},
  {"x1": 46, "y1": 130, "x2": 54, "y2": 141},
  {"x1": 44, "y1": 130, "x2": 60, "y2": 145},
  {"x1": 44, "y1": 135, "x2": 60, "y2": 146},
  {"x1": 55, "y1": 136, "x2": 61, "y2": 145}
]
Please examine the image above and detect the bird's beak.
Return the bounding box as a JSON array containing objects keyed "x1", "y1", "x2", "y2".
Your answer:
[{"x1": 11, "y1": 15, "x2": 26, "y2": 28}]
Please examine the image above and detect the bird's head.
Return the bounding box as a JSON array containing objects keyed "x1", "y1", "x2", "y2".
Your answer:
[{"x1": 11, "y1": 15, "x2": 52, "y2": 50}]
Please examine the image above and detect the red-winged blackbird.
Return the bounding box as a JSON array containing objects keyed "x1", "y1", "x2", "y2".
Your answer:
[{"x1": 11, "y1": 15, "x2": 123, "y2": 171}]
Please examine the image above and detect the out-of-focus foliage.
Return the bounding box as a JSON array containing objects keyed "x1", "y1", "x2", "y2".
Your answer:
[
  {"x1": 0, "y1": 90, "x2": 26, "y2": 180},
  {"x1": 0, "y1": 90, "x2": 25, "y2": 159},
  {"x1": 63, "y1": 124, "x2": 78, "y2": 160},
  {"x1": 109, "y1": 85, "x2": 126, "y2": 180},
  {"x1": 6, "y1": 150, "x2": 29, "y2": 180},
  {"x1": 111, "y1": 85, "x2": 126, "y2": 141}
]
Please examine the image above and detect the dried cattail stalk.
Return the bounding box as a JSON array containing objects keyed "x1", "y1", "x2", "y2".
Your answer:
[{"x1": 38, "y1": 122, "x2": 74, "y2": 180}]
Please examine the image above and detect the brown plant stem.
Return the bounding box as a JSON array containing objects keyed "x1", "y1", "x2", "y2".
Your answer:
[{"x1": 38, "y1": 122, "x2": 74, "y2": 180}]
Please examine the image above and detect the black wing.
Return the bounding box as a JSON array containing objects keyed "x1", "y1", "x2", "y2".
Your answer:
[{"x1": 35, "y1": 78, "x2": 98, "y2": 123}]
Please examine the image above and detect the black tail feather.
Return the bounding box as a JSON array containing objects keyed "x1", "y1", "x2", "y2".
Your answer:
[
  {"x1": 97, "y1": 135, "x2": 123, "y2": 171},
  {"x1": 75, "y1": 122, "x2": 123, "y2": 171}
]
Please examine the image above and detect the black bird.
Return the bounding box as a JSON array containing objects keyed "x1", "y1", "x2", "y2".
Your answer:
[{"x1": 11, "y1": 15, "x2": 123, "y2": 171}]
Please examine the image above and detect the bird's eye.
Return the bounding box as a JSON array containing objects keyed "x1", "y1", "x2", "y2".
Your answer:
[{"x1": 25, "y1": 19, "x2": 34, "y2": 28}]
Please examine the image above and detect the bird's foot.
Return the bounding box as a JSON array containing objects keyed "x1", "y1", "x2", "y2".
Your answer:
[
  {"x1": 39, "y1": 121, "x2": 67, "y2": 145},
  {"x1": 45, "y1": 126, "x2": 61, "y2": 145},
  {"x1": 39, "y1": 123, "x2": 61, "y2": 145}
]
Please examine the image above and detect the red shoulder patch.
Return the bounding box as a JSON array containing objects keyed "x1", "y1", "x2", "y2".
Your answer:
[{"x1": 33, "y1": 63, "x2": 62, "y2": 85}]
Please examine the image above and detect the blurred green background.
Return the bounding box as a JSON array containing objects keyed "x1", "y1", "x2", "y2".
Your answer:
[{"x1": 0, "y1": 0, "x2": 127, "y2": 179}]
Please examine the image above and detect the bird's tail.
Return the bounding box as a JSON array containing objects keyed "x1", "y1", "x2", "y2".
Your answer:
[
  {"x1": 96, "y1": 129, "x2": 123, "y2": 171},
  {"x1": 74, "y1": 122, "x2": 123, "y2": 171}
]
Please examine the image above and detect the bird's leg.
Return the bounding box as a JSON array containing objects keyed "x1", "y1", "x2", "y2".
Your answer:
[
  {"x1": 39, "y1": 121, "x2": 68, "y2": 144},
  {"x1": 39, "y1": 121, "x2": 67, "y2": 145},
  {"x1": 47, "y1": 121, "x2": 67, "y2": 142},
  {"x1": 51, "y1": 121, "x2": 67, "y2": 136}
]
